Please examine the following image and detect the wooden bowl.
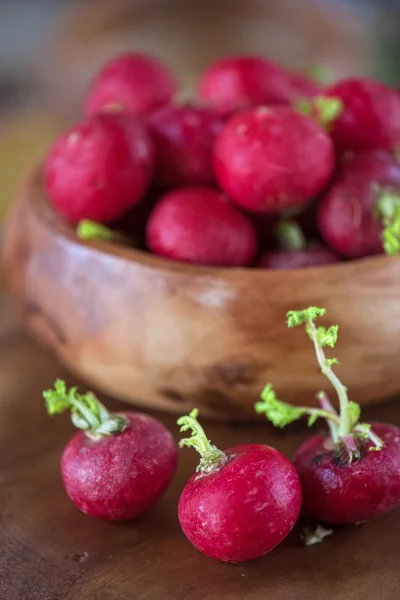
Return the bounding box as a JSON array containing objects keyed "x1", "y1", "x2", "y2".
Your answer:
[{"x1": 3, "y1": 165, "x2": 400, "y2": 420}]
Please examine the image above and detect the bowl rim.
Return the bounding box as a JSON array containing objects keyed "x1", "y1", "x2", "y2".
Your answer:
[{"x1": 30, "y1": 163, "x2": 398, "y2": 281}]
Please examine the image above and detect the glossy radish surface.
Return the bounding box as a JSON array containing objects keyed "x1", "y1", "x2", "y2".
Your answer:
[
  {"x1": 147, "y1": 104, "x2": 223, "y2": 187},
  {"x1": 197, "y1": 55, "x2": 317, "y2": 114},
  {"x1": 84, "y1": 53, "x2": 177, "y2": 117},
  {"x1": 256, "y1": 307, "x2": 400, "y2": 525},
  {"x1": 44, "y1": 381, "x2": 178, "y2": 520},
  {"x1": 213, "y1": 106, "x2": 335, "y2": 213},
  {"x1": 146, "y1": 187, "x2": 257, "y2": 266},
  {"x1": 322, "y1": 78, "x2": 400, "y2": 153},
  {"x1": 294, "y1": 423, "x2": 400, "y2": 524},
  {"x1": 318, "y1": 151, "x2": 400, "y2": 258},
  {"x1": 177, "y1": 410, "x2": 302, "y2": 562},
  {"x1": 44, "y1": 113, "x2": 154, "y2": 223}
]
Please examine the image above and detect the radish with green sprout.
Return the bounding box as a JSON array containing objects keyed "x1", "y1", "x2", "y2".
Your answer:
[
  {"x1": 255, "y1": 307, "x2": 400, "y2": 525},
  {"x1": 176, "y1": 409, "x2": 302, "y2": 562},
  {"x1": 44, "y1": 380, "x2": 178, "y2": 520},
  {"x1": 318, "y1": 151, "x2": 400, "y2": 258}
]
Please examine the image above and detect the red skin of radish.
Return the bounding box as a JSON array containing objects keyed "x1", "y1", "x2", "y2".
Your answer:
[
  {"x1": 147, "y1": 104, "x2": 223, "y2": 188},
  {"x1": 61, "y1": 412, "x2": 178, "y2": 520},
  {"x1": 259, "y1": 243, "x2": 339, "y2": 269},
  {"x1": 318, "y1": 151, "x2": 400, "y2": 258},
  {"x1": 84, "y1": 53, "x2": 177, "y2": 117},
  {"x1": 44, "y1": 113, "x2": 154, "y2": 223},
  {"x1": 213, "y1": 106, "x2": 335, "y2": 213},
  {"x1": 294, "y1": 423, "x2": 400, "y2": 525},
  {"x1": 178, "y1": 444, "x2": 302, "y2": 563},
  {"x1": 197, "y1": 55, "x2": 317, "y2": 114},
  {"x1": 323, "y1": 78, "x2": 400, "y2": 153},
  {"x1": 146, "y1": 187, "x2": 258, "y2": 266}
]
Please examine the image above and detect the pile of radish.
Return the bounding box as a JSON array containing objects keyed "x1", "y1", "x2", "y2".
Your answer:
[
  {"x1": 44, "y1": 52, "x2": 400, "y2": 268},
  {"x1": 44, "y1": 306, "x2": 400, "y2": 563}
]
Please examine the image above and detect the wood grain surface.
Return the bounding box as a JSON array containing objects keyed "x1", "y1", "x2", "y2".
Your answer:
[{"x1": 0, "y1": 274, "x2": 399, "y2": 599}]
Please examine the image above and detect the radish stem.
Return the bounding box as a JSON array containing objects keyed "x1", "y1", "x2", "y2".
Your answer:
[
  {"x1": 257, "y1": 307, "x2": 384, "y2": 453},
  {"x1": 305, "y1": 316, "x2": 351, "y2": 437},
  {"x1": 177, "y1": 409, "x2": 227, "y2": 473},
  {"x1": 276, "y1": 220, "x2": 307, "y2": 251},
  {"x1": 44, "y1": 379, "x2": 129, "y2": 439}
]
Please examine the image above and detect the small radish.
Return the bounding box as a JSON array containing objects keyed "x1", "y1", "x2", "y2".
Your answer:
[
  {"x1": 213, "y1": 106, "x2": 335, "y2": 213},
  {"x1": 255, "y1": 307, "x2": 400, "y2": 525},
  {"x1": 318, "y1": 151, "x2": 400, "y2": 258},
  {"x1": 146, "y1": 187, "x2": 257, "y2": 266},
  {"x1": 84, "y1": 53, "x2": 177, "y2": 117},
  {"x1": 309, "y1": 78, "x2": 400, "y2": 153},
  {"x1": 44, "y1": 380, "x2": 178, "y2": 520},
  {"x1": 177, "y1": 409, "x2": 302, "y2": 562},
  {"x1": 147, "y1": 104, "x2": 223, "y2": 188},
  {"x1": 44, "y1": 112, "x2": 154, "y2": 223},
  {"x1": 259, "y1": 220, "x2": 339, "y2": 269},
  {"x1": 197, "y1": 55, "x2": 317, "y2": 114}
]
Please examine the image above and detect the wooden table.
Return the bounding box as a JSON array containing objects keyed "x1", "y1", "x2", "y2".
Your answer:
[{"x1": 0, "y1": 280, "x2": 399, "y2": 600}]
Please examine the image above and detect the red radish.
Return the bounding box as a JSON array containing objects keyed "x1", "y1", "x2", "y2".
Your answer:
[
  {"x1": 259, "y1": 220, "x2": 339, "y2": 269},
  {"x1": 197, "y1": 55, "x2": 317, "y2": 114},
  {"x1": 318, "y1": 151, "x2": 400, "y2": 258},
  {"x1": 146, "y1": 187, "x2": 257, "y2": 266},
  {"x1": 294, "y1": 422, "x2": 400, "y2": 524},
  {"x1": 147, "y1": 104, "x2": 223, "y2": 188},
  {"x1": 213, "y1": 106, "x2": 335, "y2": 213},
  {"x1": 256, "y1": 307, "x2": 400, "y2": 525},
  {"x1": 84, "y1": 53, "x2": 177, "y2": 117},
  {"x1": 44, "y1": 113, "x2": 154, "y2": 223},
  {"x1": 318, "y1": 78, "x2": 400, "y2": 153},
  {"x1": 44, "y1": 380, "x2": 178, "y2": 520},
  {"x1": 177, "y1": 409, "x2": 302, "y2": 562}
]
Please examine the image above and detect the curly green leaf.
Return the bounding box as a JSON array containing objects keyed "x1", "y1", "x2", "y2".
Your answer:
[
  {"x1": 43, "y1": 380, "x2": 128, "y2": 438},
  {"x1": 317, "y1": 325, "x2": 338, "y2": 348},
  {"x1": 177, "y1": 409, "x2": 226, "y2": 472},
  {"x1": 287, "y1": 307, "x2": 326, "y2": 328},
  {"x1": 255, "y1": 384, "x2": 339, "y2": 430},
  {"x1": 255, "y1": 385, "x2": 305, "y2": 428}
]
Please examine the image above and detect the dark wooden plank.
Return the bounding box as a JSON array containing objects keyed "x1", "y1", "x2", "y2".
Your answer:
[{"x1": 0, "y1": 289, "x2": 399, "y2": 600}]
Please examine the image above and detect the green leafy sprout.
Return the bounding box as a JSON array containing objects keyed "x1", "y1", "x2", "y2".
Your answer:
[
  {"x1": 276, "y1": 220, "x2": 307, "y2": 251},
  {"x1": 43, "y1": 379, "x2": 128, "y2": 439},
  {"x1": 177, "y1": 409, "x2": 227, "y2": 473},
  {"x1": 255, "y1": 307, "x2": 383, "y2": 454},
  {"x1": 294, "y1": 95, "x2": 343, "y2": 130},
  {"x1": 76, "y1": 219, "x2": 125, "y2": 243},
  {"x1": 376, "y1": 191, "x2": 400, "y2": 256}
]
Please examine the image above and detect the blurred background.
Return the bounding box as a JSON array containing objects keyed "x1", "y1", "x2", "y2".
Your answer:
[{"x1": 1, "y1": 0, "x2": 399, "y2": 221}]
